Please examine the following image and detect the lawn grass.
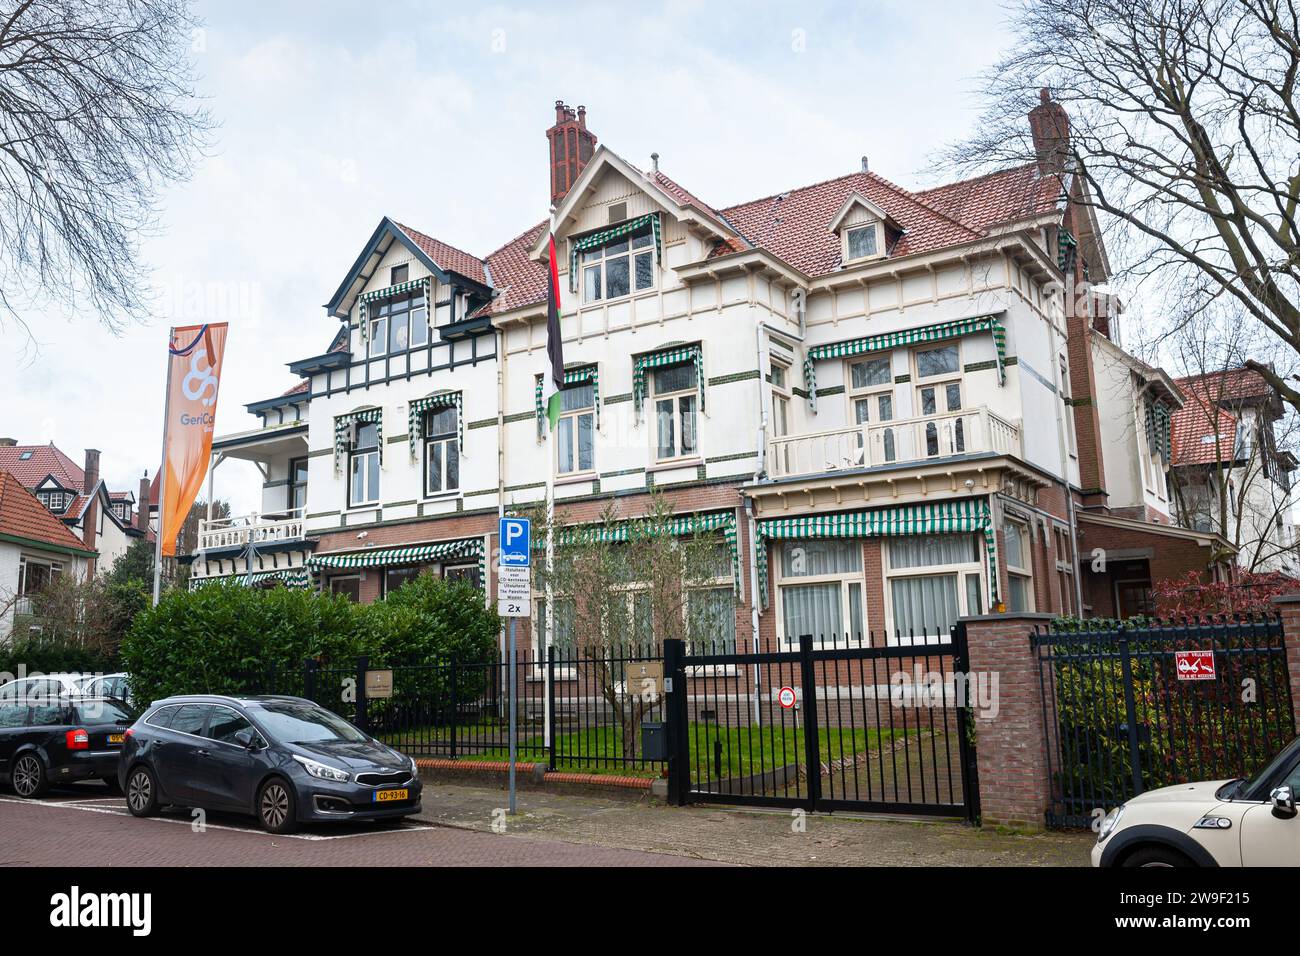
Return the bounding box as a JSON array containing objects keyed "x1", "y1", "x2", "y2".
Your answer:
[{"x1": 381, "y1": 720, "x2": 911, "y2": 779}]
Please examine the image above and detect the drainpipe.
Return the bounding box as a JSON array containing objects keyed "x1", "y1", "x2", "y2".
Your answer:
[
  {"x1": 1049, "y1": 305, "x2": 1086, "y2": 614},
  {"x1": 744, "y1": 496, "x2": 762, "y2": 726}
]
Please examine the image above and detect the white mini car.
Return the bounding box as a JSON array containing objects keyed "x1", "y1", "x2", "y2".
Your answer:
[{"x1": 1092, "y1": 737, "x2": 1300, "y2": 867}]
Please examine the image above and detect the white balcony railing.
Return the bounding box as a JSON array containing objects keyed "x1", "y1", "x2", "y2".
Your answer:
[
  {"x1": 767, "y1": 406, "x2": 1021, "y2": 480},
  {"x1": 198, "y1": 508, "x2": 306, "y2": 552}
]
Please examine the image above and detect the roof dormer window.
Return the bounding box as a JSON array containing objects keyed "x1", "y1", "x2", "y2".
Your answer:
[
  {"x1": 829, "y1": 192, "x2": 893, "y2": 266},
  {"x1": 846, "y1": 223, "x2": 879, "y2": 261}
]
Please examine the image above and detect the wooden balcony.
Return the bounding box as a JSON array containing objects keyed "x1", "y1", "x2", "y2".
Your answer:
[
  {"x1": 766, "y1": 406, "x2": 1021, "y2": 481},
  {"x1": 198, "y1": 508, "x2": 306, "y2": 552}
]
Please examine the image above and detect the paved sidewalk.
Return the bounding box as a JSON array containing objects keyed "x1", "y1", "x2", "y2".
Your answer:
[{"x1": 414, "y1": 779, "x2": 1094, "y2": 866}]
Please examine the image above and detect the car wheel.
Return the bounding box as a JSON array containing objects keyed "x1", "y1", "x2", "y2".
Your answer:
[
  {"x1": 257, "y1": 778, "x2": 298, "y2": 834},
  {"x1": 125, "y1": 766, "x2": 160, "y2": 817},
  {"x1": 100, "y1": 775, "x2": 123, "y2": 795},
  {"x1": 1122, "y1": 845, "x2": 1196, "y2": 868},
  {"x1": 11, "y1": 753, "x2": 48, "y2": 799}
]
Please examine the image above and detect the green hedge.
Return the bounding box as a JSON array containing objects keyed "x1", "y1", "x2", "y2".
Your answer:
[
  {"x1": 120, "y1": 574, "x2": 498, "y2": 706},
  {"x1": 0, "y1": 635, "x2": 118, "y2": 682}
]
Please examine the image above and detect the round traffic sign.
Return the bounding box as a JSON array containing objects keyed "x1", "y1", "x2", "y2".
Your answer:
[{"x1": 777, "y1": 686, "x2": 796, "y2": 709}]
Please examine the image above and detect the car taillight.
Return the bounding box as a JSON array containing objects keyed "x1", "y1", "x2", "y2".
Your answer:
[
  {"x1": 124, "y1": 728, "x2": 134, "y2": 740},
  {"x1": 65, "y1": 729, "x2": 89, "y2": 750}
]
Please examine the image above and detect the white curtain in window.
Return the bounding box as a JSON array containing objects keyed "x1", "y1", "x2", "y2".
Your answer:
[
  {"x1": 889, "y1": 534, "x2": 977, "y2": 570},
  {"x1": 688, "y1": 587, "x2": 735, "y2": 653},
  {"x1": 782, "y1": 582, "x2": 843, "y2": 642},
  {"x1": 890, "y1": 574, "x2": 959, "y2": 639},
  {"x1": 780, "y1": 540, "x2": 862, "y2": 576}
]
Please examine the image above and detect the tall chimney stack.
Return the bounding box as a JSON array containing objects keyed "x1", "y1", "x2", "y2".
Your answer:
[
  {"x1": 83, "y1": 449, "x2": 100, "y2": 495},
  {"x1": 547, "y1": 100, "x2": 597, "y2": 207},
  {"x1": 81, "y1": 449, "x2": 100, "y2": 572},
  {"x1": 1028, "y1": 88, "x2": 1070, "y2": 176},
  {"x1": 137, "y1": 471, "x2": 150, "y2": 533}
]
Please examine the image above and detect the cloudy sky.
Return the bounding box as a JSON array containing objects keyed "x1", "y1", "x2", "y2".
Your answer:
[{"x1": 0, "y1": 0, "x2": 1016, "y2": 515}]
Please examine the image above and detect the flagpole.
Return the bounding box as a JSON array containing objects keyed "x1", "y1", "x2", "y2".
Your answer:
[
  {"x1": 151, "y1": 329, "x2": 175, "y2": 606},
  {"x1": 543, "y1": 213, "x2": 557, "y2": 750}
]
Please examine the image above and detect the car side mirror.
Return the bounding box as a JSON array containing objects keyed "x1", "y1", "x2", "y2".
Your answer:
[
  {"x1": 234, "y1": 730, "x2": 256, "y2": 750},
  {"x1": 1271, "y1": 785, "x2": 1297, "y2": 819}
]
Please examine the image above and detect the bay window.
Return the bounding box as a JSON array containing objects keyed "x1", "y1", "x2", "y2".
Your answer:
[
  {"x1": 653, "y1": 364, "x2": 699, "y2": 461},
  {"x1": 581, "y1": 226, "x2": 656, "y2": 303},
  {"x1": 423, "y1": 406, "x2": 459, "y2": 495},
  {"x1": 348, "y1": 422, "x2": 380, "y2": 507},
  {"x1": 885, "y1": 534, "x2": 984, "y2": 643},
  {"x1": 556, "y1": 382, "x2": 595, "y2": 475},
  {"x1": 776, "y1": 540, "x2": 865, "y2": 645}
]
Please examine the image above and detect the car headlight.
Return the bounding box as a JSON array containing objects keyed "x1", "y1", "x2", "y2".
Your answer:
[
  {"x1": 1098, "y1": 804, "x2": 1126, "y2": 842},
  {"x1": 408, "y1": 754, "x2": 419, "y2": 776},
  {"x1": 292, "y1": 754, "x2": 350, "y2": 783}
]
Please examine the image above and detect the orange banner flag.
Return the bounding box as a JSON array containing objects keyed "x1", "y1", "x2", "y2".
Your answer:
[{"x1": 160, "y1": 323, "x2": 228, "y2": 557}]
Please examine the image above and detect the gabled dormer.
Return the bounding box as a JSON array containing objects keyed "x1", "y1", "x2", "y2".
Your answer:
[{"x1": 828, "y1": 192, "x2": 898, "y2": 266}]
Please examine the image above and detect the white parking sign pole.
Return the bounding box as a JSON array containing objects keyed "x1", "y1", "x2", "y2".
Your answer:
[{"x1": 498, "y1": 517, "x2": 531, "y2": 816}]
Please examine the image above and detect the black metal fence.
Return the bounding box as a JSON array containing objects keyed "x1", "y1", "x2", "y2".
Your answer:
[
  {"x1": 666, "y1": 630, "x2": 979, "y2": 820},
  {"x1": 1032, "y1": 616, "x2": 1294, "y2": 828},
  {"x1": 242, "y1": 643, "x2": 668, "y2": 776}
]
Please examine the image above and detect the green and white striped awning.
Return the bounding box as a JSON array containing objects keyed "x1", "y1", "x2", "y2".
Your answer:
[
  {"x1": 308, "y1": 537, "x2": 485, "y2": 583},
  {"x1": 1145, "y1": 398, "x2": 1172, "y2": 462},
  {"x1": 409, "y1": 391, "x2": 463, "y2": 458},
  {"x1": 632, "y1": 344, "x2": 705, "y2": 417},
  {"x1": 1057, "y1": 228, "x2": 1078, "y2": 273},
  {"x1": 755, "y1": 499, "x2": 999, "y2": 609},
  {"x1": 357, "y1": 277, "x2": 432, "y2": 346},
  {"x1": 190, "y1": 568, "x2": 313, "y2": 590},
  {"x1": 568, "y1": 213, "x2": 662, "y2": 294},
  {"x1": 333, "y1": 408, "x2": 383, "y2": 475},
  {"x1": 534, "y1": 510, "x2": 741, "y2": 596},
  {"x1": 803, "y1": 314, "x2": 1007, "y2": 409},
  {"x1": 535, "y1": 365, "x2": 600, "y2": 439}
]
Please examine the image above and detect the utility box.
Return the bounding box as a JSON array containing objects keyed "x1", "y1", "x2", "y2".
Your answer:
[{"x1": 641, "y1": 721, "x2": 666, "y2": 761}]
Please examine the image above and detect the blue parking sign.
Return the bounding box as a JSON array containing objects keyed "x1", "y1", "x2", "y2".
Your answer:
[{"x1": 499, "y1": 517, "x2": 531, "y2": 568}]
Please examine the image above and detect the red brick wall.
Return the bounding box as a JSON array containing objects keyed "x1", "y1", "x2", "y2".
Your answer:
[
  {"x1": 1272, "y1": 595, "x2": 1300, "y2": 734},
  {"x1": 963, "y1": 612, "x2": 1057, "y2": 830}
]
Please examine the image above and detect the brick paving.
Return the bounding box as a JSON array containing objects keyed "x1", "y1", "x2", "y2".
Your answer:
[{"x1": 0, "y1": 787, "x2": 717, "y2": 867}]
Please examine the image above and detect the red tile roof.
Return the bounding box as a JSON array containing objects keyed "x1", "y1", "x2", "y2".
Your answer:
[
  {"x1": 474, "y1": 221, "x2": 548, "y2": 317},
  {"x1": 0, "y1": 443, "x2": 84, "y2": 490},
  {"x1": 1170, "y1": 368, "x2": 1275, "y2": 466},
  {"x1": 0, "y1": 472, "x2": 96, "y2": 554},
  {"x1": 915, "y1": 163, "x2": 1063, "y2": 234},
  {"x1": 719, "y1": 170, "x2": 983, "y2": 277},
  {"x1": 395, "y1": 222, "x2": 487, "y2": 285},
  {"x1": 281, "y1": 380, "x2": 310, "y2": 397}
]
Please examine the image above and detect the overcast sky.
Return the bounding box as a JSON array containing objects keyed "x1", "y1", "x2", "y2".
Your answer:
[{"x1": 0, "y1": 0, "x2": 1016, "y2": 515}]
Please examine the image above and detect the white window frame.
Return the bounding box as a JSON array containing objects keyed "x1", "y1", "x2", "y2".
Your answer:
[
  {"x1": 883, "y1": 535, "x2": 985, "y2": 645},
  {"x1": 770, "y1": 360, "x2": 791, "y2": 439},
  {"x1": 912, "y1": 342, "x2": 966, "y2": 458},
  {"x1": 423, "y1": 407, "x2": 460, "y2": 498},
  {"x1": 348, "y1": 422, "x2": 380, "y2": 508},
  {"x1": 579, "y1": 227, "x2": 657, "y2": 305},
  {"x1": 367, "y1": 291, "x2": 428, "y2": 358},
  {"x1": 1059, "y1": 354, "x2": 1077, "y2": 458},
  {"x1": 328, "y1": 574, "x2": 361, "y2": 602},
  {"x1": 1053, "y1": 525, "x2": 1075, "y2": 616},
  {"x1": 651, "y1": 364, "x2": 700, "y2": 464},
  {"x1": 555, "y1": 383, "x2": 597, "y2": 477},
  {"x1": 773, "y1": 540, "x2": 867, "y2": 648},
  {"x1": 1002, "y1": 518, "x2": 1035, "y2": 613},
  {"x1": 842, "y1": 221, "x2": 883, "y2": 263}
]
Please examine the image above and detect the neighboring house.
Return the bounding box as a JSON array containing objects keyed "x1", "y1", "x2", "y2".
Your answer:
[
  {"x1": 1167, "y1": 367, "x2": 1298, "y2": 576},
  {"x1": 191, "y1": 93, "x2": 1238, "y2": 635},
  {"x1": 0, "y1": 440, "x2": 151, "y2": 575},
  {"x1": 0, "y1": 472, "x2": 97, "y2": 636}
]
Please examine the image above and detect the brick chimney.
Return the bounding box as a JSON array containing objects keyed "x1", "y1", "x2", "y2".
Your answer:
[
  {"x1": 1028, "y1": 88, "x2": 1070, "y2": 176},
  {"x1": 81, "y1": 449, "x2": 100, "y2": 571},
  {"x1": 137, "y1": 472, "x2": 150, "y2": 533},
  {"x1": 547, "y1": 100, "x2": 597, "y2": 207}
]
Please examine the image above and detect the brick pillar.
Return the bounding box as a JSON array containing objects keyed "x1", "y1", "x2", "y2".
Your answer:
[
  {"x1": 1272, "y1": 595, "x2": 1300, "y2": 733},
  {"x1": 961, "y1": 611, "x2": 1057, "y2": 831}
]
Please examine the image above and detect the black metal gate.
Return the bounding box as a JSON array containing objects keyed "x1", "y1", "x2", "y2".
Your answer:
[
  {"x1": 1033, "y1": 616, "x2": 1294, "y2": 828},
  {"x1": 664, "y1": 632, "x2": 979, "y2": 820}
]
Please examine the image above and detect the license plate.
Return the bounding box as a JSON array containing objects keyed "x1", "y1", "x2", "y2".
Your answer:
[
  {"x1": 372, "y1": 788, "x2": 408, "y2": 803},
  {"x1": 108, "y1": 733, "x2": 124, "y2": 744}
]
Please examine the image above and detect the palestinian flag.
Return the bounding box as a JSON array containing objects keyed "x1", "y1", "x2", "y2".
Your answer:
[{"x1": 542, "y1": 231, "x2": 565, "y2": 432}]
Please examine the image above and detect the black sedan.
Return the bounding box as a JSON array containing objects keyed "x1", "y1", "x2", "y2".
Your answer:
[
  {"x1": 0, "y1": 696, "x2": 136, "y2": 797},
  {"x1": 119, "y1": 694, "x2": 422, "y2": 833}
]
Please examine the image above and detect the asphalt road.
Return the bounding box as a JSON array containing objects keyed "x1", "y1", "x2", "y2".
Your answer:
[{"x1": 0, "y1": 783, "x2": 717, "y2": 867}]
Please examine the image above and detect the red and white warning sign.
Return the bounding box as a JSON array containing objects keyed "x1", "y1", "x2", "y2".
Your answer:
[
  {"x1": 777, "y1": 686, "x2": 797, "y2": 709},
  {"x1": 1175, "y1": 649, "x2": 1216, "y2": 681}
]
